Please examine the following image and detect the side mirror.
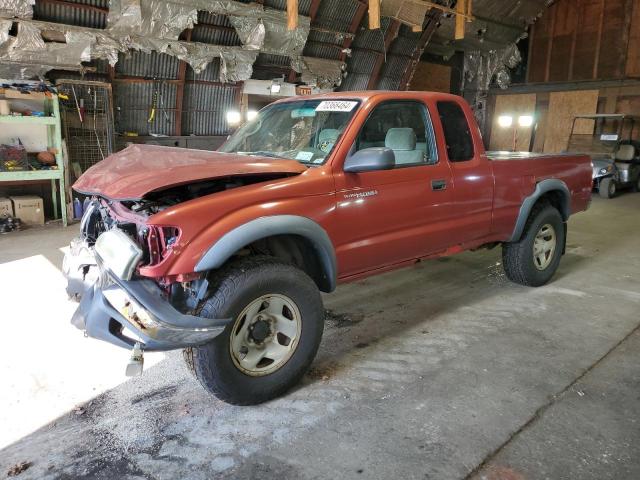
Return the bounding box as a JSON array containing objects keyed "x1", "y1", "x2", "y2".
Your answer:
[{"x1": 344, "y1": 147, "x2": 395, "y2": 173}]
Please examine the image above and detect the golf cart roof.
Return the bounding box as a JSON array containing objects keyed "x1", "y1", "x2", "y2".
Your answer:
[{"x1": 573, "y1": 114, "x2": 639, "y2": 120}]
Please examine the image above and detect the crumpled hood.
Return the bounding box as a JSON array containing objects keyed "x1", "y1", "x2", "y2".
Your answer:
[{"x1": 73, "y1": 144, "x2": 307, "y2": 200}]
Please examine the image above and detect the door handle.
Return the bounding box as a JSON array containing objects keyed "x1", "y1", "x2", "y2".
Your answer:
[{"x1": 431, "y1": 179, "x2": 447, "y2": 191}]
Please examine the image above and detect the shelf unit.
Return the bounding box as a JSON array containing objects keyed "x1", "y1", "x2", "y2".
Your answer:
[{"x1": 0, "y1": 95, "x2": 67, "y2": 227}]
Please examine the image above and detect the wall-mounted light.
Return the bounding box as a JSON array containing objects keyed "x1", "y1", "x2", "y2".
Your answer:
[
  {"x1": 247, "y1": 109, "x2": 258, "y2": 121},
  {"x1": 226, "y1": 110, "x2": 241, "y2": 126},
  {"x1": 498, "y1": 115, "x2": 513, "y2": 128},
  {"x1": 518, "y1": 115, "x2": 534, "y2": 127},
  {"x1": 497, "y1": 113, "x2": 535, "y2": 152},
  {"x1": 270, "y1": 81, "x2": 281, "y2": 94}
]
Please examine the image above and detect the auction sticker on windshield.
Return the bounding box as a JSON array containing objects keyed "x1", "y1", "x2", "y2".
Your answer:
[{"x1": 315, "y1": 101, "x2": 358, "y2": 112}]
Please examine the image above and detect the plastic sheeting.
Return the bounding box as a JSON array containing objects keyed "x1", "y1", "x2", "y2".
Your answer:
[
  {"x1": 228, "y1": 15, "x2": 264, "y2": 50},
  {"x1": 463, "y1": 43, "x2": 522, "y2": 132},
  {"x1": 129, "y1": 36, "x2": 257, "y2": 79},
  {"x1": 0, "y1": 18, "x2": 11, "y2": 45},
  {"x1": 299, "y1": 56, "x2": 345, "y2": 89},
  {"x1": 463, "y1": 43, "x2": 521, "y2": 91},
  {"x1": 108, "y1": 0, "x2": 198, "y2": 40},
  {"x1": 0, "y1": 0, "x2": 32, "y2": 19},
  {"x1": 0, "y1": 0, "x2": 322, "y2": 85}
]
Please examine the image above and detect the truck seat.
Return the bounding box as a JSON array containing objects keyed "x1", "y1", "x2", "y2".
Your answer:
[
  {"x1": 615, "y1": 144, "x2": 635, "y2": 163},
  {"x1": 385, "y1": 128, "x2": 423, "y2": 165}
]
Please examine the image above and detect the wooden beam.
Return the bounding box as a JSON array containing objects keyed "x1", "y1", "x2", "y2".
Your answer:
[
  {"x1": 544, "y1": 1, "x2": 556, "y2": 82},
  {"x1": 287, "y1": 0, "x2": 298, "y2": 31},
  {"x1": 369, "y1": 0, "x2": 381, "y2": 30},
  {"x1": 526, "y1": 22, "x2": 535, "y2": 84},
  {"x1": 340, "y1": 1, "x2": 368, "y2": 62},
  {"x1": 568, "y1": 0, "x2": 581, "y2": 81},
  {"x1": 399, "y1": 8, "x2": 442, "y2": 90},
  {"x1": 455, "y1": 0, "x2": 466, "y2": 40},
  {"x1": 593, "y1": 0, "x2": 605, "y2": 79},
  {"x1": 174, "y1": 29, "x2": 191, "y2": 136},
  {"x1": 309, "y1": 0, "x2": 321, "y2": 21},
  {"x1": 410, "y1": 0, "x2": 474, "y2": 21}
]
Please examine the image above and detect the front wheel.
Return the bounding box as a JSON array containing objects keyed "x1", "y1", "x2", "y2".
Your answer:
[
  {"x1": 184, "y1": 256, "x2": 324, "y2": 405},
  {"x1": 599, "y1": 177, "x2": 616, "y2": 198},
  {"x1": 502, "y1": 204, "x2": 565, "y2": 287}
]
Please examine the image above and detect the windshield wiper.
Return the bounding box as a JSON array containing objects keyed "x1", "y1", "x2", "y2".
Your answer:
[{"x1": 239, "y1": 151, "x2": 286, "y2": 159}]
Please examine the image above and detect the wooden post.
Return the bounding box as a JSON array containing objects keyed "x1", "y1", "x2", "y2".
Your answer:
[
  {"x1": 287, "y1": 0, "x2": 298, "y2": 30},
  {"x1": 455, "y1": 0, "x2": 466, "y2": 40},
  {"x1": 369, "y1": 0, "x2": 381, "y2": 30}
]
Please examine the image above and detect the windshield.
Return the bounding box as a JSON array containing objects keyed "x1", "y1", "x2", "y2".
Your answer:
[
  {"x1": 220, "y1": 99, "x2": 360, "y2": 165},
  {"x1": 568, "y1": 117, "x2": 635, "y2": 155}
]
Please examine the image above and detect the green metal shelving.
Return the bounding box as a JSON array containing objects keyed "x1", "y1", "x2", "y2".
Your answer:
[{"x1": 0, "y1": 95, "x2": 67, "y2": 227}]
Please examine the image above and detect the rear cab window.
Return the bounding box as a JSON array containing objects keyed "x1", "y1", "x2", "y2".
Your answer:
[{"x1": 437, "y1": 101, "x2": 474, "y2": 162}]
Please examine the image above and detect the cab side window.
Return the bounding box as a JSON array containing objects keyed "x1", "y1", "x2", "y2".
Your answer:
[
  {"x1": 437, "y1": 101, "x2": 474, "y2": 162},
  {"x1": 356, "y1": 101, "x2": 437, "y2": 167}
]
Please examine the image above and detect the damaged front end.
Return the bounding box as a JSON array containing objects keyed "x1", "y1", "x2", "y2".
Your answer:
[{"x1": 64, "y1": 197, "x2": 230, "y2": 352}]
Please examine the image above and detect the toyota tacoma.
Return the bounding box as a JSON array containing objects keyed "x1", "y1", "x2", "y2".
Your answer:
[{"x1": 64, "y1": 92, "x2": 592, "y2": 405}]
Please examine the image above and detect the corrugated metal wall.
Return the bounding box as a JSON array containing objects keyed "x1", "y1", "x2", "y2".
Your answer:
[
  {"x1": 33, "y1": 0, "x2": 108, "y2": 29},
  {"x1": 113, "y1": 81, "x2": 177, "y2": 136},
  {"x1": 182, "y1": 83, "x2": 240, "y2": 135}
]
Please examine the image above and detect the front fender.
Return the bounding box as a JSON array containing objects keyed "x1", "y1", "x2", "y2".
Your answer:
[{"x1": 194, "y1": 215, "x2": 337, "y2": 292}]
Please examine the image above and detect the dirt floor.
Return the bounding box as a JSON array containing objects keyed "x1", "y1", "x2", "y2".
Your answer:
[{"x1": 0, "y1": 194, "x2": 639, "y2": 480}]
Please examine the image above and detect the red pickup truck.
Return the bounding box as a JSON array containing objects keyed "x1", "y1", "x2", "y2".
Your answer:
[{"x1": 65, "y1": 91, "x2": 592, "y2": 405}]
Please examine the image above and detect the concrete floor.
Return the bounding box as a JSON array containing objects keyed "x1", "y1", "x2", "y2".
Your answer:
[{"x1": 1, "y1": 195, "x2": 639, "y2": 480}]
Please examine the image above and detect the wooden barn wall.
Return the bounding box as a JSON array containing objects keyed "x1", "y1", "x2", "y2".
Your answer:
[
  {"x1": 527, "y1": 0, "x2": 639, "y2": 83},
  {"x1": 410, "y1": 62, "x2": 452, "y2": 93},
  {"x1": 488, "y1": 84, "x2": 640, "y2": 153}
]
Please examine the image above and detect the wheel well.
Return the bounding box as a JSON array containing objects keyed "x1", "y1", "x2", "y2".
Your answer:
[
  {"x1": 237, "y1": 234, "x2": 330, "y2": 292},
  {"x1": 534, "y1": 190, "x2": 569, "y2": 221}
]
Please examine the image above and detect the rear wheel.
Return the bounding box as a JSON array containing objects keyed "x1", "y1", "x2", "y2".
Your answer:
[
  {"x1": 502, "y1": 204, "x2": 565, "y2": 287},
  {"x1": 183, "y1": 256, "x2": 324, "y2": 405},
  {"x1": 599, "y1": 177, "x2": 616, "y2": 198}
]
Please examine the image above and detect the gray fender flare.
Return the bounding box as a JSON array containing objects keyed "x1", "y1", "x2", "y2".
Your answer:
[
  {"x1": 194, "y1": 215, "x2": 338, "y2": 292},
  {"x1": 509, "y1": 179, "x2": 571, "y2": 242}
]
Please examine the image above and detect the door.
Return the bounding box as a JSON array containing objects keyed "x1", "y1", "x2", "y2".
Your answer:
[
  {"x1": 332, "y1": 100, "x2": 456, "y2": 277},
  {"x1": 435, "y1": 100, "x2": 494, "y2": 244}
]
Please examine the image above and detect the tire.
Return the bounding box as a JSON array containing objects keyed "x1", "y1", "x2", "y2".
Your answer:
[
  {"x1": 599, "y1": 177, "x2": 616, "y2": 198},
  {"x1": 183, "y1": 256, "x2": 324, "y2": 405},
  {"x1": 502, "y1": 203, "x2": 565, "y2": 287}
]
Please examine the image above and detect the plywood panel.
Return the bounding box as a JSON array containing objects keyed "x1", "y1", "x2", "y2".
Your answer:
[
  {"x1": 489, "y1": 94, "x2": 537, "y2": 151},
  {"x1": 410, "y1": 62, "x2": 451, "y2": 93},
  {"x1": 543, "y1": 90, "x2": 599, "y2": 153},
  {"x1": 626, "y1": 0, "x2": 640, "y2": 77}
]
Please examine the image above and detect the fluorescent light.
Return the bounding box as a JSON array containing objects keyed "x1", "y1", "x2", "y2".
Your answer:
[
  {"x1": 518, "y1": 115, "x2": 534, "y2": 127},
  {"x1": 226, "y1": 110, "x2": 241, "y2": 125},
  {"x1": 498, "y1": 115, "x2": 513, "y2": 128},
  {"x1": 247, "y1": 109, "x2": 258, "y2": 121},
  {"x1": 270, "y1": 82, "x2": 281, "y2": 94}
]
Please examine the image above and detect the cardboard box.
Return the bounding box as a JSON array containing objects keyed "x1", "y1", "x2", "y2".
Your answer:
[
  {"x1": 0, "y1": 197, "x2": 12, "y2": 217},
  {"x1": 10, "y1": 195, "x2": 44, "y2": 225}
]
